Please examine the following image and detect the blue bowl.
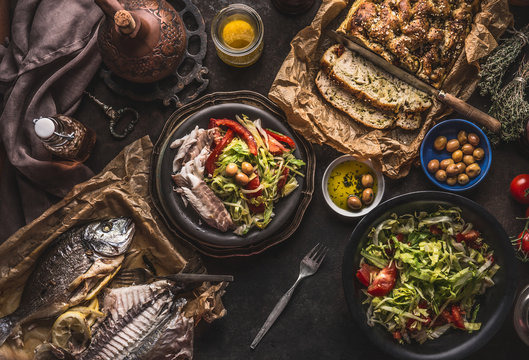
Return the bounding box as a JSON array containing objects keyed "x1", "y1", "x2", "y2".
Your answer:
[{"x1": 420, "y1": 119, "x2": 491, "y2": 192}]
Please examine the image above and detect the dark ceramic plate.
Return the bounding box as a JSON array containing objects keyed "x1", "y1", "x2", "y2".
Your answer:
[
  {"x1": 342, "y1": 191, "x2": 517, "y2": 360},
  {"x1": 150, "y1": 91, "x2": 315, "y2": 255}
]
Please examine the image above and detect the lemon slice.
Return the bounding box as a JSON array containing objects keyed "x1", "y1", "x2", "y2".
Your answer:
[
  {"x1": 222, "y1": 19, "x2": 255, "y2": 49},
  {"x1": 51, "y1": 311, "x2": 91, "y2": 354}
]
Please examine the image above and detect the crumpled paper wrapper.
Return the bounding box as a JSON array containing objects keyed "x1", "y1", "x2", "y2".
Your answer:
[
  {"x1": 0, "y1": 136, "x2": 227, "y2": 360},
  {"x1": 269, "y1": 0, "x2": 513, "y2": 178}
]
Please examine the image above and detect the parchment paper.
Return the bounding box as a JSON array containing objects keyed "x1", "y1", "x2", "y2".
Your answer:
[
  {"x1": 0, "y1": 136, "x2": 226, "y2": 360},
  {"x1": 269, "y1": 0, "x2": 513, "y2": 178}
]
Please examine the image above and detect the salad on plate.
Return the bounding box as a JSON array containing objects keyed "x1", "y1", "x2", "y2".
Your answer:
[{"x1": 356, "y1": 207, "x2": 499, "y2": 344}]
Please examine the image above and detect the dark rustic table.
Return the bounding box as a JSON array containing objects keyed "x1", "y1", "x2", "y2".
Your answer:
[{"x1": 73, "y1": 1, "x2": 529, "y2": 359}]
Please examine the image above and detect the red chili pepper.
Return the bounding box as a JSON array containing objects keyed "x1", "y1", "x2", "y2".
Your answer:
[
  {"x1": 211, "y1": 118, "x2": 258, "y2": 156},
  {"x1": 205, "y1": 129, "x2": 234, "y2": 175},
  {"x1": 268, "y1": 136, "x2": 288, "y2": 155},
  {"x1": 264, "y1": 129, "x2": 296, "y2": 149},
  {"x1": 277, "y1": 167, "x2": 290, "y2": 193},
  {"x1": 245, "y1": 175, "x2": 264, "y2": 213}
]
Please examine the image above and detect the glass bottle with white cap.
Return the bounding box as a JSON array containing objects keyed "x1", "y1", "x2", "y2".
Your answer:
[{"x1": 33, "y1": 115, "x2": 96, "y2": 163}]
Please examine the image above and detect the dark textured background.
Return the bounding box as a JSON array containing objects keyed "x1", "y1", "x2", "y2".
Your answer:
[{"x1": 72, "y1": 1, "x2": 529, "y2": 359}]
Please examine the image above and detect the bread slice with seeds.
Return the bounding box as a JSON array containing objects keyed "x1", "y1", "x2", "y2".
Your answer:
[
  {"x1": 321, "y1": 44, "x2": 432, "y2": 113},
  {"x1": 315, "y1": 71, "x2": 421, "y2": 130}
]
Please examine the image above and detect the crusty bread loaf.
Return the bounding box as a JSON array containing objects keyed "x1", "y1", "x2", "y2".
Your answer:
[
  {"x1": 315, "y1": 71, "x2": 421, "y2": 130},
  {"x1": 321, "y1": 45, "x2": 432, "y2": 113}
]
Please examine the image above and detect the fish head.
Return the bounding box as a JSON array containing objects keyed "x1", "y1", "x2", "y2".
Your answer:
[{"x1": 84, "y1": 217, "x2": 135, "y2": 257}]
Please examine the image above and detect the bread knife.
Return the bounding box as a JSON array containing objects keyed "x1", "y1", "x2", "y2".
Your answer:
[{"x1": 326, "y1": 30, "x2": 501, "y2": 133}]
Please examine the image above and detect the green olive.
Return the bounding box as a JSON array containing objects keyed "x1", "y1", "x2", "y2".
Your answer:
[
  {"x1": 440, "y1": 158, "x2": 454, "y2": 170},
  {"x1": 473, "y1": 148, "x2": 485, "y2": 161},
  {"x1": 225, "y1": 163, "x2": 238, "y2": 177},
  {"x1": 446, "y1": 139, "x2": 460, "y2": 153},
  {"x1": 347, "y1": 195, "x2": 363, "y2": 210},
  {"x1": 446, "y1": 163, "x2": 459, "y2": 177},
  {"x1": 435, "y1": 169, "x2": 447, "y2": 182},
  {"x1": 467, "y1": 133, "x2": 480, "y2": 146},
  {"x1": 452, "y1": 150, "x2": 463, "y2": 163},
  {"x1": 446, "y1": 177, "x2": 457, "y2": 186},
  {"x1": 457, "y1": 173, "x2": 470, "y2": 185},
  {"x1": 461, "y1": 143, "x2": 474, "y2": 155},
  {"x1": 362, "y1": 188, "x2": 375, "y2": 206},
  {"x1": 241, "y1": 162, "x2": 254, "y2": 175},
  {"x1": 457, "y1": 130, "x2": 468, "y2": 145},
  {"x1": 361, "y1": 173, "x2": 374, "y2": 188},
  {"x1": 466, "y1": 163, "x2": 481, "y2": 178},
  {"x1": 463, "y1": 155, "x2": 475, "y2": 165},
  {"x1": 455, "y1": 162, "x2": 466, "y2": 174},
  {"x1": 434, "y1": 136, "x2": 448, "y2": 151},
  {"x1": 427, "y1": 159, "x2": 440, "y2": 174},
  {"x1": 235, "y1": 172, "x2": 249, "y2": 185}
]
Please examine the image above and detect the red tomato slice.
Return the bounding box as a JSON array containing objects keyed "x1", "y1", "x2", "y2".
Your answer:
[
  {"x1": 356, "y1": 263, "x2": 379, "y2": 287},
  {"x1": 510, "y1": 174, "x2": 529, "y2": 205},
  {"x1": 245, "y1": 175, "x2": 264, "y2": 213},
  {"x1": 367, "y1": 262, "x2": 397, "y2": 297},
  {"x1": 451, "y1": 305, "x2": 466, "y2": 329},
  {"x1": 268, "y1": 136, "x2": 288, "y2": 155}
]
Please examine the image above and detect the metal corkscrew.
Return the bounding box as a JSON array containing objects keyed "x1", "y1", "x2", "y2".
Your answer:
[{"x1": 84, "y1": 91, "x2": 139, "y2": 139}]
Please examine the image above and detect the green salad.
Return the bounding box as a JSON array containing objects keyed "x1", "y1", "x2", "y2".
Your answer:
[
  {"x1": 206, "y1": 115, "x2": 305, "y2": 235},
  {"x1": 356, "y1": 207, "x2": 499, "y2": 344}
]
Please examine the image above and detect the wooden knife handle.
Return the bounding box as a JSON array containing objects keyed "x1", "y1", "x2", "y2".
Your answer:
[{"x1": 437, "y1": 91, "x2": 501, "y2": 133}]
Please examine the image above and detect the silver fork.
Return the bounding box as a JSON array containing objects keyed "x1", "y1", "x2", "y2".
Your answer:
[{"x1": 250, "y1": 243, "x2": 328, "y2": 349}]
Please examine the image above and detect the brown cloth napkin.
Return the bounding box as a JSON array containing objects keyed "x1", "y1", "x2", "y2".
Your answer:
[{"x1": 0, "y1": 0, "x2": 103, "y2": 243}]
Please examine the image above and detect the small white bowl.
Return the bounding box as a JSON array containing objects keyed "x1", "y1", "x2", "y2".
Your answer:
[{"x1": 322, "y1": 155, "x2": 385, "y2": 218}]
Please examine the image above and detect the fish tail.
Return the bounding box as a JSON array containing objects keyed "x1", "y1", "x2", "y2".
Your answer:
[{"x1": 0, "y1": 315, "x2": 14, "y2": 346}]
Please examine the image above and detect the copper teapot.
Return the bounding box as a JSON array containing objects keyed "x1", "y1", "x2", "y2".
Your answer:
[{"x1": 95, "y1": 0, "x2": 187, "y2": 83}]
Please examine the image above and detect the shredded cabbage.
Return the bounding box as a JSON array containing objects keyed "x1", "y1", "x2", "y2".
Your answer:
[
  {"x1": 206, "y1": 114, "x2": 305, "y2": 235},
  {"x1": 358, "y1": 207, "x2": 498, "y2": 344}
]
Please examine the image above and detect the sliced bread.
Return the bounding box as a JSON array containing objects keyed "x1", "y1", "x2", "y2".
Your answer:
[
  {"x1": 315, "y1": 71, "x2": 421, "y2": 130},
  {"x1": 321, "y1": 44, "x2": 432, "y2": 113}
]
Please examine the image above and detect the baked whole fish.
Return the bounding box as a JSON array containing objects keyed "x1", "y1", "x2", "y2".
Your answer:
[{"x1": 0, "y1": 218, "x2": 135, "y2": 347}]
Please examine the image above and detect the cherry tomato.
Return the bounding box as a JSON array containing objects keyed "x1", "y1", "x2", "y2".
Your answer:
[
  {"x1": 356, "y1": 263, "x2": 378, "y2": 287},
  {"x1": 510, "y1": 174, "x2": 529, "y2": 204},
  {"x1": 517, "y1": 230, "x2": 529, "y2": 255},
  {"x1": 367, "y1": 262, "x2": 397, "y2": 297}
]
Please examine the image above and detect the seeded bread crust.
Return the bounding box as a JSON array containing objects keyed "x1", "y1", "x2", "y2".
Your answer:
[
  {"x1": 321, "y1": 45, "x2": 432, "y2": 113},
  {"x1": 315, "y1": 71, "x2": 421, "y2": 130}
]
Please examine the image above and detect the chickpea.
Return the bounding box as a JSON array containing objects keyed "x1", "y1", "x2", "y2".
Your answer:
[
  {"x1": 440, "y1": 158, "x2": 454, "y2": 170},
  {"x1": 347, "y1": 195, "x2": 363, "y2": 210},
  {"x1": 452, "y1": 150, "x2": 463, "y2": 163},
  {"x1": 446, "y1": 139, "x2": 460, "y2": 153},
  {"x1": 446, "y1": 177, "x2": 457, "y2": 186},
  {"x1": 457, "y1": 130, "x2": 468, "y2": 145},
  {"x1": 435, "y1": 169, "x2": 447, "y2": 182},
  {"x1": 446, "y1": 163, "x2": 459, "y2": 177},
  {"x1": 361, "y1": 173, "x2": 374, "y2": 188},
  {"x1": 455, "y1": 162, "x2": 466, "y2": 174},
  {"x1": 225, "y1": 163, "x2": 238, "y2": 177},
  {"x1": 466, "y1": 163, "x2": 481, "y2": 178},
  {"x1": 362, "y1": 188, "x2": 375, "y2": 205},
  {"x1": 235, "y1": 172, "x2": 249, "y2": 186},
  {"x1": 473, "y1": 148, "x2": 485, "y2": 161},
  {"x1": 467, "y1": 133, "x2": 480, "y2": 146},
  {"x1": 434, "y1": 136, "x2": 448, "y2": 151},
  {"x1": 458, "y1": 173, "x2": 470, "y2": 185},
  {"x1": 461, "y1": 143, "x2": 474, "y2": 155},
  {"x1": 463, "y1": 155, "x2": 475, "y2": 165},
  {"x1": 427, "y1": 159, "x2": 440, "y2": 174},
  {"x1": 241, "y1": 162, "x2": 254, "y2": 175}
]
